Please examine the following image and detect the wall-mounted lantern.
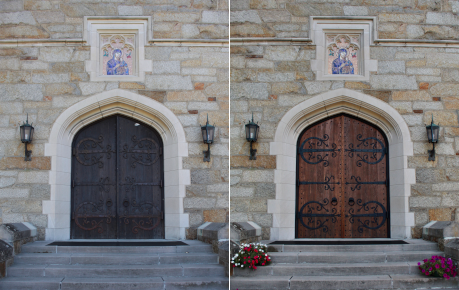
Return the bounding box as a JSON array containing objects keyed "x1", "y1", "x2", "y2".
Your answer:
[
  {"x1": 19, "y1": 114, "x2": 34, "y2": 161},
  {"x1": 245, "y1": 112, "x2": 259, "y2": 160},
  {"x1": 426, "y1": 115, "x2": 440, "y2": 161},
  {"x1": 201, "y1": 114, "x2": 215, "y2": 162}
]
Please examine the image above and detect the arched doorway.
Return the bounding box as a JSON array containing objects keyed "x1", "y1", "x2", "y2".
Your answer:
[
  {"x1": 296, "y1": 114, "x2": 390, "y2": 238},
  {"x1": 71, "y1": 115, "x2": 164, "y2": 239}
]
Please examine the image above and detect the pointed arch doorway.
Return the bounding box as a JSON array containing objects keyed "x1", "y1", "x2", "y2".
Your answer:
[
  {"x1": 296, "y1": 114, "x2": 390, "y2": 238},
  {"x1": 71, "y1": 114, "x2": 164, "y2": 239}
]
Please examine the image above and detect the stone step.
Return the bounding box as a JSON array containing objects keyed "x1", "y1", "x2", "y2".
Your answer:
[
  {"x1": 8, "y1": 263, "x2": 225, "y2": 278},
  {"x1": 268, "y1": 250, "x2": 444, "y2": 264},
  {"x1": 233, "y1": 262, "x2": 418, "y2": 277},
  {"x1": 14, "y1": 252, "x2": 219, "y2": 265},
  {"x1": 230, "y1": 274, "x2": 459, "y2": 290},
  {"x1": 267, "y1": 242, "x2": 438, "y2": 253},
  {"x1": 0, "y1": 276, "x2": 229, "y2": 290},
  {"x1": 20, "y1": 240, "x2": 212, "y2": 254}
]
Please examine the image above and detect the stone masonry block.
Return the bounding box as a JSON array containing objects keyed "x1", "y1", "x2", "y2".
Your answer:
[
  {"x1": 118, "y1": 6, "x2": 142, "y2": 16},
  {"x1": 145, "y1": 75, "x2": 193, "y2": 90},
  {"x1": 0, "y1": 84, "x2": 43, "y2": 101},
  {"x1": 202, "y1": 11, "x2": 228, "y2": 24},
  {"x1": 370, "y1": 75, "x2": 418, "y2": 90},
  {"x1": 230, "y1": 11, "x2": 262, "y2": 23},
  {"x1": 40, "y1": 47, "x2": 74, "y2": 62}
]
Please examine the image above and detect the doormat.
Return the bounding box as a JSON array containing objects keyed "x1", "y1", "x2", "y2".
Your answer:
[
  {"x1": 269, "y1": 240, "x2": 409, "y2": 245},
  {"x1": 47, "y1": 241, "x2": 188, "y2": 246}
]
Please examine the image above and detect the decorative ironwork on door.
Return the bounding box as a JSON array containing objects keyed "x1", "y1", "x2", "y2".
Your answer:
[
  {"x1": 71, "y1": 115, "x2": 164, "y2": 239},
  {"x1": 296, "y1": 114, "x2": 389, "y2": 238}
]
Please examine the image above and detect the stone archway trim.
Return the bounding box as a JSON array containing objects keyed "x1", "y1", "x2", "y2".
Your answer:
[
  {"x1": 269, "y1": 88, "x2": 415, "y2": 240},
  {"x1": 43, "y1": 89, "x2": 190, "y2": 240}
]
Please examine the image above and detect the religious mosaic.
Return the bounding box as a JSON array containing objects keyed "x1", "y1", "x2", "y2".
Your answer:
[
  {"x1": 100, "y1": 34, "x2": 135, "y2": 76},
  {"x1": 326, "y1": 34, "x2": 360, "y2": 75}
]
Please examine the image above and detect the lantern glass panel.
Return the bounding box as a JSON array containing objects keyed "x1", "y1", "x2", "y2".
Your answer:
[
  {"x1": 201, "y1": 125, "x2": 215, "y2": 144},
  {"x1": 206, "y1": 126, "x2": 214, "y2": 144},
  {"x1": 201, "y1": 127, "x2": 207, "y2": 142},
  {"x1": 20, "y1": 125, "x2": 33, "y2": 143},
  {"x1": 245, "y1": 123, "x2": 259, "y2": 142},
  {"x1": 426, "y1": 124, "x2": 439, "y2": 143},
  {"x1": 426, "y1": 127, "x2": 432, "y2": 142}
]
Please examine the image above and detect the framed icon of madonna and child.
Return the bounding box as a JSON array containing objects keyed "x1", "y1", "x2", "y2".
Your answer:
[
  {"x1": 326, "y1": 34, "x2": 360, "y2": 76},
  {"x1": 99, "y1": 34, "x2": 136, "y2": 77}
]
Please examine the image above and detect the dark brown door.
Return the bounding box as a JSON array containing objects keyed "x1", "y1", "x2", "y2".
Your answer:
[
  {"x1": 296, "y1": 114, "x2": 389, "y2": 238},
  {"x1": 71, "y1": 115, "x2": 164, "y2": 239}
]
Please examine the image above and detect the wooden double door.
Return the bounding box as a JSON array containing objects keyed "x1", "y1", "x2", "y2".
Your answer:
[
  {"x1": 71, "y1": 115, "x2": 164, "y2": 239},
  {"x1": 296, "y1": 114, "x2": 390, "y2": 238}
]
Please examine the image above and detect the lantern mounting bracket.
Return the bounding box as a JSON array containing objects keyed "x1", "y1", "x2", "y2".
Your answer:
[
  {"x1": 24, "y1": 143, "x2": 32, "y2": 162},
  {"x1": 203, "y1": 143, "x2": 211, "y2": 162},
  {"x1": 428, "y1": 143, "x2": 435, "y2": 161},
  {"x1": 249, "y1": 141, "x2": 257, "y2": 160}
]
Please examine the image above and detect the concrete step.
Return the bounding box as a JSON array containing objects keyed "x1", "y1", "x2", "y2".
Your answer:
[
  {"x1": 267, "y1": 241, "x2": 438, "y2": 253},
  {"x1": 233, "y1": 262, "x2": 419, "y2": 277},
  {"x1": 268, "y1": 250, "x2": 444, "y2": 264},
  {"x1": 8, "y1": 263, "x2": 225, "y2": 278},
  {"x1": 20, "y1": 240, "x2": 212, "y2": 254},
  {"x1": 230, "y1": 274, "x2": 459, "y2": 290},
  {"x1": 0, "y1": 277, "x2": 62, "y2": 290},
  {"x1": 0, "y1": 276, "x2": 229, "y2": 290},
  {"x1": 14, "y1": 252, "x2": 219, "y2": 265}
]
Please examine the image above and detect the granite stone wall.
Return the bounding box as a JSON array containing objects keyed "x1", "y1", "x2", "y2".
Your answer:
[
  {"x1": 0, "y1": 0, "x2": 229, "y2": 240},
  {"x1": 231, "y1": 0, "x2": 459, "y2": 40},
  {"x1": 230, "y1": 1, "x2": 459, "y2": 238},
  {"x1": 0, "y1": 0, "x2": 228, "y2": 40}
]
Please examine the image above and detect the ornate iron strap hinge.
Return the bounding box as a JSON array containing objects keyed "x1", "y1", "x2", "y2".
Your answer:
[
  {"x1": 345, "y1": 176, "x2": 386, "y2": 191},
  {"x1": 344, "y1": 135, "x2": 386, "y2": 166},
  {"x1": 298, "y1": 175, "x2": 340, "y2": 191},
  {"x1": 298, "y1": 135, "x2": 340, "y2": 167}
]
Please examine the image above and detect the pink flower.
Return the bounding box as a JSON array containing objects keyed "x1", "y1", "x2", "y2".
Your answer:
[
  {"x1": 435, "y1": 264, "x2": 440, "y2": 269},
  {"x1": 418, "y1": 262, "x2": 421, "y2": 266},
  {"x1": 446, "y1": 268, "x2": 450, "y2": 273}
]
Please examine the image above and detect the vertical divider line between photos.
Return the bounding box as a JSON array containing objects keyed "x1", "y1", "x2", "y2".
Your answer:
[{"x1": 227, "y1": 1, "x2": 232, "y2": 281}]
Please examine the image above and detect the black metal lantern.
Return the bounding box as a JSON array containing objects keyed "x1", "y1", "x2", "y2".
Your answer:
[
  {"x1": 201, "y1": 114, "x2": 215, "y2": 162},
  {"x1": 426, "y1": 114, "x2": 440, "y2": 161},
  {"x1": 19, "y1": 114, "x2": 34, "y2": 161},
  {"x1": 245, "y1": 112, "x2": 259, "y2": 160}
]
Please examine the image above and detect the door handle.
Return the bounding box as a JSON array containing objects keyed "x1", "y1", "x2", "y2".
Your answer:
[
  {"x1": 331, "y1": 197, "x2": 338, "y2": 206},
  {"x1": 348, "y1": 197, "x2": 355, "y2": 206}
]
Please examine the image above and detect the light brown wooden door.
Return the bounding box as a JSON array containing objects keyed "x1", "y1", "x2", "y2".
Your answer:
[{"x1": 296, "y1": 114, "x2": 389, "y2": 238}]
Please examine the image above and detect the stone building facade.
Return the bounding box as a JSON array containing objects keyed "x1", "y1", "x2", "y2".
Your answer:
[
  {"x1": 0, "y1": 0, "x2": 229, "y2": 241},
  {"x1": 230, "y1": 1, "x2": 459, "y2": 240}
]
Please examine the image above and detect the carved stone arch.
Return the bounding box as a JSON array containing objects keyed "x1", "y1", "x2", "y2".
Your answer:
[
  {"x1": 44, "y1": 89, "x2": 190, "y2": 240},
  {"x1": 269, "y1": 88, "x2": 415, "y2": 240}
]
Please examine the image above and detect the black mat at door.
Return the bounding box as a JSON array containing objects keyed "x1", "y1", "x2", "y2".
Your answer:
[
  {"x1": 269, "y1": 240, "x2": 408, "y2": 245},
  {"x1": 47, "y1": 241, "x2": 188, "y2": 246}
]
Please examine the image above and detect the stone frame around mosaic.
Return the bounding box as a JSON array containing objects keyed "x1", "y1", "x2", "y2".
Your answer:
[
  {"x1": 310, "y1": 17, "x2": 378, "y2": 81},
  {"x1": 84, "y1": 17, "x2": 152, "y2": 82}
]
